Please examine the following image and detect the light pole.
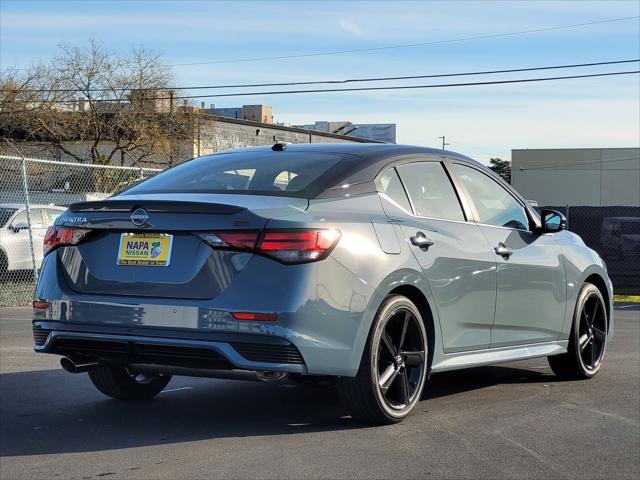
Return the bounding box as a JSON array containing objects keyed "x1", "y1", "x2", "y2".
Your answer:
[{"x1": 437, "y1": 136, "x2": 449, "y2": 150}]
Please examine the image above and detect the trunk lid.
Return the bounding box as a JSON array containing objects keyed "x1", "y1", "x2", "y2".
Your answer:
[{"x1": 55, "y1": 194, "x2": 308, "y2": 300}]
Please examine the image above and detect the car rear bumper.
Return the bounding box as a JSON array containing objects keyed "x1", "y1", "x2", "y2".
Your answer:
[
  {"x1": 33, "y1": 320, "x2": 307, "y2": 373},
  {"x1": 33, "y1": 251, "x2": 378, "y2": 377}
]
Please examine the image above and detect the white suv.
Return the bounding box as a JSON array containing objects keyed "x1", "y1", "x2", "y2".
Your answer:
[{"x1": 0, "y1": 204, "x2": 66, "y2": 274}]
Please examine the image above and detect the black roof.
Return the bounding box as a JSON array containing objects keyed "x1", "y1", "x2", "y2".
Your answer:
[
  {"x1": 219, "y1": 142, "x2": 477, "y2": 161},
  {"x1": 215, "y1": 142, "x2": 484, "y2": 187},
  {"x1": 121, "y1": 142, "x2": 491, "y2": 201}
]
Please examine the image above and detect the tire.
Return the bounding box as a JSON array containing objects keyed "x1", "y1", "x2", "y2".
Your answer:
[
  {"x1": 88, "y1": 365, "x2": 172, "y2": 400},
  {"x1": 340, "y1": 295, "x2": 429, "y2": 425},
  {"x1": 548, "y1": 282, "x2": 608, "y2": 380}
]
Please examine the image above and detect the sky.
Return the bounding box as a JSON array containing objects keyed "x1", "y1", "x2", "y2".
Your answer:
[{"x1": 1, "y1": 0, "x2": 639, "y2": 162}]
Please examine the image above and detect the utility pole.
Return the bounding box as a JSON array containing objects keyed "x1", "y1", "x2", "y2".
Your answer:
[{"x1": 437, "y1": 136, "x2": 449, "y2": 150}]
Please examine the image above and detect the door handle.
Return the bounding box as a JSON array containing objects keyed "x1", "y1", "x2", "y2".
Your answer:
[
  {"x1": 410, "y1": 232, "x2": 434, "y2": 250},
  {"x1": 494, "y1": 243, "x2": 513, "y2": 258}
]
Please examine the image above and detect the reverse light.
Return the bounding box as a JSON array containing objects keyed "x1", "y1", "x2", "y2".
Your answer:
[
  {"x1": 197, "y1": 228, "x2": 341, "y2": 264},
  {"x1": 44, "y1": 226, "x2": 92, "y2": 256}
]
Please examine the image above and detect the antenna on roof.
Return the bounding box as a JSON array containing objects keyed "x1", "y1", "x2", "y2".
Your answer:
[{"x1": 272, "y1": 142, "x2": 288, "y2": 151}]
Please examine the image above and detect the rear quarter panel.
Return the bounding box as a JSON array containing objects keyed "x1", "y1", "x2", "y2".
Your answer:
[{"x1": 266, "y1": 193, "x2": 446, "y2": 375}]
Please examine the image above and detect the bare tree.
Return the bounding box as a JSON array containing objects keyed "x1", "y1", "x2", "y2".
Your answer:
[{"x1": 0, "y1": 40, "x2": 193, "y2": 166}]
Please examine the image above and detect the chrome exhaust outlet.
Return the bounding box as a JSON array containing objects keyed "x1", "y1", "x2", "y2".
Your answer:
[{"x1": 60, "y1": 357, "x2": 99, "y2": 374}]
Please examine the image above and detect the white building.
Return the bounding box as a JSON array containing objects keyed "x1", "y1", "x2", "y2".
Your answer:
[
  {"x1": 511, "y1": 148, "x2": 640, "y2": 207},
  {"x1": 297, "y1": 121, "x2": 397, "y2": 143}
]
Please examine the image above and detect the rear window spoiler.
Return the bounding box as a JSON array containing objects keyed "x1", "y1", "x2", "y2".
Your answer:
[{"x1": 69, "y1": 200, "x2": 245, "y2": 215}]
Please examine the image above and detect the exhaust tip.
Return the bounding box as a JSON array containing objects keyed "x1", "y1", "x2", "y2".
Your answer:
[
  {"x1": 60, "y1": 357, "x2": 98, "y2": 374},
  {"x1": 255, "y1": 371, "x2": 288, "y2": 383},
  {"x1": 60, "y1": 357, "x2": 78, "y2": 373}
]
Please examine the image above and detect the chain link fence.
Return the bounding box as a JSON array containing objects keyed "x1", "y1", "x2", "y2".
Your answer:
[
  {"x1": 1, "y1": 154, "x2": 637, "y2": 306},
  {"x1": 539, "y1": 205, "x2": 640, "y2": 295},
  {"x1": 0, "y1": 154, "x2": 161, "y2": 307}
]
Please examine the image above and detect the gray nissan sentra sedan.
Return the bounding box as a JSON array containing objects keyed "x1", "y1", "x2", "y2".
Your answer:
[{"x1": 32, "y1": 143, "x2": 613, "y2": 424}]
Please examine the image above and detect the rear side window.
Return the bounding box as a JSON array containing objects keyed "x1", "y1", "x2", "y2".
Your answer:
[
  {"x1": 396, "y1": 162, "x2": 465, "y2": 221},
  {"x1": 11, "y1": 209, "x2": 45, "y2": 228},
  {"x1": 378, "y1": 168, "x2": 411, "y2": 212},
  {"x1": 123, "y1": 152, "x2": 348, "y2": 196}
]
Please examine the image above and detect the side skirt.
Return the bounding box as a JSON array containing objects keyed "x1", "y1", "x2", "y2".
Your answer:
[{"x1": 431, "y1": 341, "x2": 568, "y2": 373}]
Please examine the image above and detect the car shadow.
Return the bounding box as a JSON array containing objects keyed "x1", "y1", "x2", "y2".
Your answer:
[
  {"x1": 0, "y1": 364, "x2": 557, "y2": 457},
  {"x1": 424, "y1": 363, "x2": 558, "y2": 400}
]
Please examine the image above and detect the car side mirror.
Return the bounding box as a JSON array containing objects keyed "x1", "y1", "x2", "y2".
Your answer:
[
  {"x1": 540, "y1": 209, "x2": 566, "y2": 233},
  {"x1": 10, "y1": 222, "x2": 29, "y2": 232}
]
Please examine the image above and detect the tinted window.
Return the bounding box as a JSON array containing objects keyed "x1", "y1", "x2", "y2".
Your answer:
[
  {"x1": 453, "y1": 164, "x2": 529, "y2": 230},
  {"x1": 396, "y1": 162, "x2": 465, "y2": 221},
  {"x1": 0, "y1": 208, "x2": 17, "y2": 227},
  {"x1": 123, "y1": 152, "x2": 348, "y2": 196},
  {"x1": 379, "y1": 168, "x2": 411, "y2": 212},
  {"x1": 11, "y1": 210, "x2": 27, "y2": 226},
  {"x1": 44, "y1": 209, "x2": 63, "y2": 225},
  {"x1": 12, "y1": 209, "x2": 44, "y2": 228}
]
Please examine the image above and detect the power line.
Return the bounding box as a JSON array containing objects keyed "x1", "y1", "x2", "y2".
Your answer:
[
  {"x1": 2, "y1": 15, "x2": 638, "y2": 73},
  {"x1": 7, "y1": 59, "x2": 638, "y2": 93},
  {"x1": 170, "y1": 16, "x2": 640, "y2": 66},
  {"x1": 13, "y1": 70, "x2": 639, "y2": 104},
  {"x1": 120, "y1": 70, "x2": 640, "y2": 101}
]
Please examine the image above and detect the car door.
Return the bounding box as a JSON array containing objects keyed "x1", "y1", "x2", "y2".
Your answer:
[
  {"x1": 30, "y1": 209, "x2": 48, "y2": 267},
  {"x1": 6, "y1": 209, "x2": 32, "y2": 270},
  {"x1": 389, "y1": 161, "x2": 498, "y2": 353},
  {"x1": 450, "y1": 162, "x2": 566, "y2": 347}
]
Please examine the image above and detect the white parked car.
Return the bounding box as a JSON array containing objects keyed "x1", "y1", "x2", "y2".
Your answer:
[{"x1": 0, "y1": 204, "x2": 66, "y2": 274}]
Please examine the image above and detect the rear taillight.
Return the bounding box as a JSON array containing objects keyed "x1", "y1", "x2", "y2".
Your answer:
[
  {"x1": 44, "y1": 227, "x2": 92, "y2": 256},
  {"x1": 198, "y1": 229, "x2": 340, "y2": 264},
  {"x1": 257, "y1": 229, "x2": 341, "y2": 264}
]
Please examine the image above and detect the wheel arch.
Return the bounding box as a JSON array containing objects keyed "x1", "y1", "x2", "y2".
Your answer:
[
  {"x1": 583, "y1": 273, "x2": 611, "y2": 330},
  {"x1": 348, "y1": 267, "x2": 444, "y2": 378},
  {"x1": 387, "y1": 284, "x2": 436, "y2": 372}
]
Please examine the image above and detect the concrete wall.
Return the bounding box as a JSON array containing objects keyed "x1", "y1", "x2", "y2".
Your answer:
[
  {"x1": 193, "y1": 116, "x2": 368, "y2": 157},
  {"x1": 511, "y1": 148, "x2": 640, "y2": 207},
  {"x1": 1, "y1": 115, "x2": 371, "y2": 167},
  {"x1": 0, "y1": 141, "x2": 191, "y2": 169}
]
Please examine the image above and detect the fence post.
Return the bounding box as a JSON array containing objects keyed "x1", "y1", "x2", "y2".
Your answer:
[
  {"x1": 123, "y1": 150, "x2": 145, "y2": 180},
  {"x1": 21, "y1": 156, "x2": 39, "y2": 282},
  {"x1": 4, "y1": 141, "x2": 39, "y2": 282}
]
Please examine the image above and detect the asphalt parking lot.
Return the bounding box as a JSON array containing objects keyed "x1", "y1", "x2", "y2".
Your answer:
[{"x1": 1, "y1": 305, "x2": 638, "y2": 480}]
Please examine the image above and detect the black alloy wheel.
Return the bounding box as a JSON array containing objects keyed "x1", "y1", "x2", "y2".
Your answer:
[{"x1": 340, "y1": 295, "x2": 429, "y2": 424}]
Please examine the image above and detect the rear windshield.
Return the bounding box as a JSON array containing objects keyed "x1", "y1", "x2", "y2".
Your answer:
[
  {"x1": 0, "y1": 207, "x2": 17, "y2": 227},
  {"x1": 122, "y1": 151, "x2": 354, "y2": 197}
]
